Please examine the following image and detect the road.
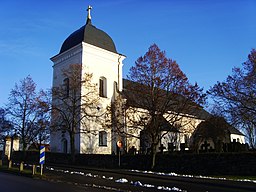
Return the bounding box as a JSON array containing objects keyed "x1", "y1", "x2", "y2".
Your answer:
[
  {"x1": 0, "y1": 172, "x2": 97, "y2": 192},
  {"x1": 1, "y1": 165, "x2": 256, "y2": 192}
]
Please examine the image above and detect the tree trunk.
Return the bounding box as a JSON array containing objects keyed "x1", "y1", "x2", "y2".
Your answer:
[
  {"x1": 151, "y1": 144, "x2": 157, "y2": 169},
  {"x1": 70, "y1": 132, "x2": 76, "y2": 163},
  {"x1": 22, "y1": 144, "x2": 27, "y2": 161},
  {"x1": 21, "y1": 135, "x2": 27, "y2": 161}
]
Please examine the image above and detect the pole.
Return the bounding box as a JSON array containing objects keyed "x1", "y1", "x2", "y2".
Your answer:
[
  {"x1": 117, "y1": 140, "x2": 122, "y2": 167},
  {"x1": 32, "y1": 165, "x2": 36, "y2": 175},
  {"x1": 40, "y1": 164, "x2": 43, "y2": 175},
  {"x1": 20, "y1": 161, "x2": 24, "y2": 172},
  {"x1": 118, "y1": 150, "x2": 121, "y2": 167}
]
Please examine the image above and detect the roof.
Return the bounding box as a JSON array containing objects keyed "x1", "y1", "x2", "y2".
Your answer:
[
  {"x1": 122, "y1": 79, "x2": 210, "y2": 120},
  {"x1": 59, "y1": 18, "x2": 117, "y2": 54},
  {"x1": 159, "y1": 116, "x2": 180, "y2": 132},
  {"x1": 194, "y1": 116, "x2": 245, "y2": 138},
  {"x1": 228, "y1": 126, "x2": 244, "y2": 136}
]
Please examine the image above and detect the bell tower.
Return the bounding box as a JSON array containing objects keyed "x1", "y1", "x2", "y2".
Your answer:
[{"x1": 50, "y1": 6, "x2": 125, "y2": 154}]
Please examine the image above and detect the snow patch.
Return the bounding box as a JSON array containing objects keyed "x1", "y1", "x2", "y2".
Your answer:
[
  {"x1": 115, "y1": 178, "x2": 129, "y2": 183},
  {"x1": 132, "y1": 181, "x2": 155, "y2": 188},
  {"x1": 86, "y1": 173, "x2": 93, "y2": 177},
  {"x1": 130, "y1": 169, "x2": 256, "y2": 183},
  {"x1": 102, "y1": 175, "x2": 114, "y2": 180},
  {"x1": 143, "y1": 183, "x2": 155, "y2": 188},
  {"x1": 132, "y1": 181, "x2": 143, "y2": 186},
  {"x1": 157, "y1": 186, "x2": 184, "y2": 191}
]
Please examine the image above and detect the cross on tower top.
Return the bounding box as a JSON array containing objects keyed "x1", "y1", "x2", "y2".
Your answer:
[{"x1": 87, "y1": 5, "x2": 92, "y2": 20}]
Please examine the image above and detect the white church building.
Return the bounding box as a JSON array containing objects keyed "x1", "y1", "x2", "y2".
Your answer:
[{"x1": 50, "y1": 6, "x2": 245, "y2": 155}]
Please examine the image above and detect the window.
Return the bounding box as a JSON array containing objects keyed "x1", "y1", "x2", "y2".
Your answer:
[
  {"x1": 63, "y1": 78, "x2": 69, "y2": 98},
  {"x1": 99, "y1": 131, "x2": 107, "y2": 146},
  {"x1": 99, "y1": 77, "x2": 107, "y2": 97}
]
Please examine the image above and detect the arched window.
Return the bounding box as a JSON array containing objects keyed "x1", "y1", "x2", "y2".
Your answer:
[
  {"x1": 63, "y1": 78, "x2": 69, "y2": 98},
  {"x1": 99, "y1": 131, "x2": 107, "y2": 146},
  {"x1": 99, "y1": 77, "x2": 107, "y2": 97}
]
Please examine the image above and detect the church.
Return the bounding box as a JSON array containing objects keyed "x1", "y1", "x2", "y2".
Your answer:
[{"x1": 50, "y1": 6, "x2": 245, "y2": 155}]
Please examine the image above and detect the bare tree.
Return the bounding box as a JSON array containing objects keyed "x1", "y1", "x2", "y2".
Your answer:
[
  {"x1": 6, "y1": 76, "x2": 50, "y2": 154},
  {"x1": 0, "y1": 108, "x2": 12, "y2": 149},
  {"x1": 51, "y1": 64, "x2": 102, "y2": 162},
  {"x1": 208, "y1": 49, "x2": 256, "y2": 148},
  {"x1": 115, "y1": 44, "x2": 206, "y2": 168}
]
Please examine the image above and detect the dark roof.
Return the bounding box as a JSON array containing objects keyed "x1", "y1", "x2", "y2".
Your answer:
[
  {"x1": 60, "y1": 19, "x2": 117, "y2": 54},
  {"x1": 159, "y1": 116, "x2": 180, "y2": 132},
  {"x1": 192, "y1": 116, "x2": 245, "y2": 147},
  {"x1": 228, "y1": 126, "x2": 244, "y2": 136},
  {"x1": 122, "y1": 79, "x2": 210, "y2": 120}
]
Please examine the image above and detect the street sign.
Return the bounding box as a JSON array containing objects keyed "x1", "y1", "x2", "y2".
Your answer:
[
  {"x1": 39, "y1": 146, "x2": 45, "y2": 165},
  {"x1": 117, "y1": 140, "x2": 123, "y2": 148},
  {"x1": 39, "y1": 146, "x2": 45, "y2": 175}
]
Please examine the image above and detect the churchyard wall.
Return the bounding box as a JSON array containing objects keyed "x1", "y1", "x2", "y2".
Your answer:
[{"x1": 5, "y1": 151, "x2": 256, "y2": 176}]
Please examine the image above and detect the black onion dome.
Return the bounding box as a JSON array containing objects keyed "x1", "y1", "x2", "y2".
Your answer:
[{"x1": 60, "y1": 21, "x2": 117, "y2": 54}]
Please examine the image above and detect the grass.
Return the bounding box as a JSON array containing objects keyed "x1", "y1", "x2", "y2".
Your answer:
[
  {"x1": 1, "y1": 163, "x2": 255, "y2": 183},
  {"x1": 0, "y1": 164, "x2": 44, "y2": 178},
  {"x1": 214, "y1": 175, "x2": 256, "y2": 181}
]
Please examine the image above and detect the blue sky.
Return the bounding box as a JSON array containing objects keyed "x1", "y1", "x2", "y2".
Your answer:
[{"x1": 0, "y1": 0, "x2": 255, "y2": 106}]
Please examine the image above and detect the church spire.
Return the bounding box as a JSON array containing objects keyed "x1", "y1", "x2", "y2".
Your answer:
[{"x1": 86, "y1": 5, "x2": 92, "y2": 25}]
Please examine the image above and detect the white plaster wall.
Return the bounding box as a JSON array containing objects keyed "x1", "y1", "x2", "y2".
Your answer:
[
  {"x1": 50, "y1": 41, "x2": 128, "y2": 155},
  {"x1": 126, "y1": 128, "x2": 141, "y2": 152},
  {"x1": 4, "y1": 139, "x2": 11, "y2": 159},
  {"x1": 79, "y1": 43, "x2": 125, "y2": 154},
  {"x1": 3, "y1": 137, "x2": 19, "y2": 160},
  {"x1": 161, "y1": 132, "x2": 180, "y2": 151},
  {"x1": 50, "y1": 44, "x2": 83, "y2": 153},
  {"x1": 49, "y1": 131, "x2": 60, "y2": 152},
  {"x1": 164, "y1": 113, "x2": 203, "y2": 136},
  {"x1": 230, "y1": 134, "x2": 245, "y2": 144},
  {"x1": 80, "y1": 129, "x2": 112, "y2": 154},
  {"x1": 13, "y1": 138, "x2": 19, "y2": 151},
  {"x1": 124, "y1": 108, "x2": 206, "y2": 152},
  {"x1": 50, "y1": 130, "x2": 71, "y2": 153},
  {"x1": 51, "y1": 45, "x2": 83, "y2": 88},
  {"x1": 125, "y1": 107, "x2": 149, "y2": 151},
  {"x1": 82, "y1": 43, "x2": 124, "y2": 95}
]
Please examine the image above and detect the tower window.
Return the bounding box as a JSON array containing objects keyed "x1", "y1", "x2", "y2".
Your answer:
[
  {"x1": 99, "y1": 77, "x2": 107, "y2": 97},
  {"x1": 63, "y1": 78, "x2": 69, "y2": 98},
  {"x1": 99, "y1": 131, "x2": 107, "y2": 146}
]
